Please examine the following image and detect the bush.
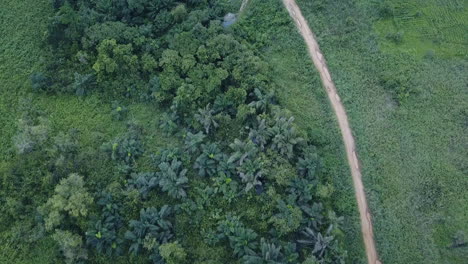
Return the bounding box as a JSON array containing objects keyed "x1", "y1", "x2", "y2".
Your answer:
[
  {"x1": 52, "y1": 230, "x2": 87, "y2": 264},
  {"x1": 39, "y1": 173, "x2": 93, "y2": 231},
  {"x1": 159, "y1": 242, "x2": 187, "y2": 264}
]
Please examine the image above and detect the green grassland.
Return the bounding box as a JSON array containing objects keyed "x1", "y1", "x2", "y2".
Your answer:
[
  {"x1": 375, "y1": 0, "x2": 467, "y2": 58},
  {"x1": 294, "y1": 0, "x2": 468, "y2": 263}
]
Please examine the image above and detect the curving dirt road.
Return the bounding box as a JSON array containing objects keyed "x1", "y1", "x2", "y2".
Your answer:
[{"x1": 281, "y1": 0, "x2": 381, "y2": 263}]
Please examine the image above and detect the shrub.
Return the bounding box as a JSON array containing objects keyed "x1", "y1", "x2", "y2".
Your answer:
[
  {"x1": 31, "y1": 72, "x2": 50, "y2": 92},
  {"x1": 52, "y1": 230, "x2": 88, "y2": 264},
  {"x1": 157, "y1": 159, "x2": 189, "y2": 199},
  {"x1": 269, "y1": 200, "x2": 302, "y2": 236},
  {"x1": 39, "y1": 173, "x2": 93, "y2": 231},
  {"x1": 159, "y1": 242, "x2": 187, "y2": 264},
  {"x1": 125, "y1": 206, "x2": 173, "y2": 255}
]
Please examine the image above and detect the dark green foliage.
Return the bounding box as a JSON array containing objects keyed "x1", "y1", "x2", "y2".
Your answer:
[
  {"x1": 86, "y1": 192, "x2": 124, "y2": 256},
  {"x1": 242, "y1": 238, "x2": 283, "y2": 264},
  {"x1": 194, "y1": 143, "x2": 223, "y2": 177},
  {"x1": 127, "y1": 172, "x2": 158, "y2": 199},
  {"x1": 248, "y1": 88, "x2": 275, "y2": 114},
  {"x1": 297, "y1": 226, "x2": 334, "y2": 260},
  {"x1": 297, "y1": 146, "x2": 321, "y2": 184},
  {"x1": 183, "y1": 131, "x2": 205, "y2": 154},
  {"x1": 157, "y1": 159, "x2": 188, "y2": 199},
  {"x1": 237, "y1": 158, "x2": 264, "y2": 192},
  {"x1": 217, "y1": 216, "x2": 258, "y2": 257},
  {"x1": 269, "y1": 200, "x2": 303, "y2": 236},
  {"x1": 248, "y1": 118, "x2": 270, "y2": 150},
  {"x1": 267, "y1": 114, "x2": 302, "y2": 159},
  {"x1": 125, "y1": 206, "x2": 173, "y2": 255},
  {"x1": 31, "y1": 72, "x2": 50, "y2": 92},
  {"x1": 101, "y1": 123, "x2": 144, "y2": 172},
  {"x1": 195, "y1": 104, "x2": 219, "y2": 134},
  {"x1": 73, "y1": 72, "x2": 95, "y2": 96},
  {"x1": 159, "y1": 110, "x2": 179, "y2": 136},
  {"x1": 111, "y1": 101, "x2": 128, "y2": 121},
  {"x1": 228, "y1": 139, "x2": 258, "y2": 165}
]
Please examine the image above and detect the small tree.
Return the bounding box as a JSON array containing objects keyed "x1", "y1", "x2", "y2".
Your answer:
[
  {"x1": 242, "y1": 238, "x2": 283, "y2": 264},
  {"x1": 267, "y1": 115, "x2": 302, "y2": 159},
  {"x1": 269, "y1": 200, "x2": 302, "y2": 236},
  {"x1": 31, "y1": 72, "x2": 50, "y2": 92},
  {"x1": 184, "y1": 131, "x2": 205, "y2": 154},
  {"x1": 13, "y1": 117, "x2": 50, "y2": 154},
  {"x1": 217, "y1": 215, "x2": 258, "y2": 257},
  {"x1": 157, "y1": 159, "x2": 189, "y2": 199},
  {"x1": 194, "y1": 143, "x2": 223, "y2": 177},
  {"x1": 195, "y1": 104, "x2": 218, "y2": 134},
  {"x1": 125, "y1": 206, "x2": 173, "y2": 255},
  {"x1": 52, "y1": 230, "x2": 87, "y2": 264},
  {"x1": 39, "y1": 173, "x2": 93, "y2": 231},
  {"x1": 159, "y1": 242, "x2": 187, "y2": 264}
]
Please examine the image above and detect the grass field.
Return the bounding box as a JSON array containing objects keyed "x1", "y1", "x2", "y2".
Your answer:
[
  {"x1": 294, "y1": 0, "x2": 468, "y2": 263},
  {"x1": 374, "y1": 0, "x2": 468, "y2": 58}
]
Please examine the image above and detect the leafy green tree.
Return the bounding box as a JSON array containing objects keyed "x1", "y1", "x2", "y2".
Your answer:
[
  {"x1": 228, "y1": 139, "x2": 258, "y2": 165},
  {"x1": 159, "y1": 242, "x2": 187, "y2": 264},
  {"x1": 157, "y1": 159, "x2": 189, "y2": 199},
  {"x1": 86, "y1": 192, "x2": 124, "y2": 256},
  {"x1": 297, "y1": 226, "x2": 334, "y2": 259},
  {"x1": 248, "y1": 88, "x2": 274, "y2": 113},
  {"x1": 31, "y1": 72, "x2": 50, "y2": 91},
  {"x1": 39, "y1": 173, "x2": 93, "y2": 231},
  {"x1": 217, "y1": 215, "x2": 258, "y2": 257},
  {"x1": 127, "y1": 172, "x2": 158, "y2": 199},
  {"x1": 194, "y1": 143, "x2": 223, "y2": 177},
  {"x1": 92, "y1": 39, "x2": 138, "y2": 81},
  {"x1": 52, "y1": 230, "x2": 88, "y2": 264},
  {"x1": 184, "y1": 131, "x2": 205, "y2": 154},
  {"x1": 212, "y1": 172, "x2": 240, "y2": 203},
  {"x1": 267, "y1": 115, "x2": 302, "y2": 159},
  {"x1": 269, "y1": 200, "x2": 302, "y2": 236},
  {"x1": 72, "y1": 72, "x2": 95, "y2": 96},
  {"x1": 13, "y1": 117, "x2": 50, "y2": 154},
  {"x1": 248, "y1": 118, "x2": 270, "y2": 150},
  {"x1": 195, "y1": 104, "x2": 218, "y2": 134},
  {"x1": 171, "y1": 4, "x2": 187, "y2": 23},
  {"x1": 297, "y1": 146, "x2": 321, "y2": 184},
  {"x1": 237, "y1": 159, "x2": 264, "y2": 192},
  {"x1": 242, "y1": 238, "x2": 283, "y2": 264},
  {"x1": 125, "y1": 206, "x2": 173, "y2": 255}
]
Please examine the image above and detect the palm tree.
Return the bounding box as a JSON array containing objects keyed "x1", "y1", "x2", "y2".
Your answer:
[{"x1": 195, "y1": 104, "x2": 218, "y2": 134}]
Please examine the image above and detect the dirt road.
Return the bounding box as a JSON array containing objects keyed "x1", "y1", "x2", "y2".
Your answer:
[{"x1": 281, "y1": 0, "x2": 381, "y2": 263}]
